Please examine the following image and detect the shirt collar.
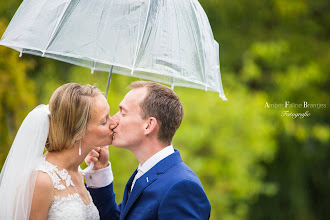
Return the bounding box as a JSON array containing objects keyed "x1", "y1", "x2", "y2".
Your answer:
[{"x1": 138, "y1": 145, "x2": 174, "y2": 174}]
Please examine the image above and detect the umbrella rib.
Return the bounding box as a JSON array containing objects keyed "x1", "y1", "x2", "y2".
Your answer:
[
  {"x1": 179, "y1": 0, "x2": 206, "y2": 89},
  {"x1": 131, "y1": 0, "x2": 151, "y2": 73},
  {"x1": 42, "y1": 0, "x2": 73, "y2": 56},
  {"x1": 173, "y1": 0, "x2": 182, "y2": 89},
  {"x1": 188, "y1": 1, "x2": 226, "y2": 99},
  {"x1": 188, "y1": 0, "x2": 207, "y2": 91}
]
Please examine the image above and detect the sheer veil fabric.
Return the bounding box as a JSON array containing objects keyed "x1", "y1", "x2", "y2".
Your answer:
[{"x1": 0, "y1": 105, "x2": 50, "y2": 219}]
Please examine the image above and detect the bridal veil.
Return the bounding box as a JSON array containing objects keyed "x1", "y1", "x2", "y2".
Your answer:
[{"x1": 0, "y1": 105, "x2": 50, "y2": 219}]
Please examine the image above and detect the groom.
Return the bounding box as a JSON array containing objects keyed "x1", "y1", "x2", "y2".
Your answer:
[{"x1": 85, "y1": 81, "x2": 211, "y2": 219}]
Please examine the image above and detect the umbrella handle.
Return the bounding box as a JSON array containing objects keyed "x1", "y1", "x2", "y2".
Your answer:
[{"x1": 105, "y1": 65, "x2": 113, "y2": 99}]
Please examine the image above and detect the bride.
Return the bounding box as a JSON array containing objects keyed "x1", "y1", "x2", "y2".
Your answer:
[{"x1": 0, "y1": 83, "x2": 117, "y2": 219}]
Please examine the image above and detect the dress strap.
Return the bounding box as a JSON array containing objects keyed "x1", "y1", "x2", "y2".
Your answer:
[{"x1": 35, "y1": 157, "x2": 75, "y2": 190}]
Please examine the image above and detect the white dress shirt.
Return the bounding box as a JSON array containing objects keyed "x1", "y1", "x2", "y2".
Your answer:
[
  {"x1": 83, "y1": 161, "x2": 114, "y2": 188},
  {"x1": 84, "y1": 145, "x2": 174, "y2": 189}
]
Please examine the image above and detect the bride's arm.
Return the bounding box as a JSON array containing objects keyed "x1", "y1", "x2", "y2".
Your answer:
[{"x1": 29, "y1": 172, "x2": 54, "y2": 220}]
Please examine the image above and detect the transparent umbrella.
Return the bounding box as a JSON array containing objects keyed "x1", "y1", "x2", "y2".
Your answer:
[{"x1": 0, "y1": 0, "x2": 226, "y2": 100}]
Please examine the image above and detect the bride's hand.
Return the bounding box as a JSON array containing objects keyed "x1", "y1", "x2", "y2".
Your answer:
[{"x1": 85, "y1": 146, "x2": 110, "y2": 170}]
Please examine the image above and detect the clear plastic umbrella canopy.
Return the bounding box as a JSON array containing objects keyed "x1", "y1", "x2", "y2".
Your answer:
[{"x1": 0, "y1": 0, "x2": 227, "y2": 100}]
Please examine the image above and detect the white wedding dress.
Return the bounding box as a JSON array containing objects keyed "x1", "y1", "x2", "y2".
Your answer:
[
  {"x1": 0, "y1": 105, "x2": 100, "y2": 219},
  {"x1": 35, "y1": 157, "x2": 99, "y2": 220}
]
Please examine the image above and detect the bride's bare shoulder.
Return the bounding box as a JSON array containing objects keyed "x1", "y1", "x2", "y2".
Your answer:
[
  {"x1": 34, "y1": 171, "x2": 54, "y2": 197},
  {"x1": 30, "y1": 171, "x2": 53, "y2": 219}
]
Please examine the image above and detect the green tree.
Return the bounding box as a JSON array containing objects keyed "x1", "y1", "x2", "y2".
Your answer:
[
  {"x1": 200, "y1": 0, "x2": 330, "y2": 219},
  {"x1": 0, "y1": 20, "x2": 37, "y2": 169}
]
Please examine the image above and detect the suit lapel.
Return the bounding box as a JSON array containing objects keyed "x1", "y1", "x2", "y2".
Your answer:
[
  {"x1": 121, "y1": 169, "x2": 137, "y2": 212},
  {"x1": 121, "y1": 150, "x2": 183, "y2": 219},
  {"x1": 121, "y1": 170, "x2": 157, "y2": 219}
]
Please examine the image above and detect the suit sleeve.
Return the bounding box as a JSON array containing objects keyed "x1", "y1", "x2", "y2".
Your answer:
[
  {"x1": 88, "y1": 183, "x2": 121, "y2": 220},
  {"x1": 158, "y1": 179, "x2": 211, "y2": 220}
]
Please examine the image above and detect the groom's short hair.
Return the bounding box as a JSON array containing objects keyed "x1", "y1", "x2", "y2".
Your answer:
[{"x1": 128, "y1": 81, "x2": 184, "y2": 145}]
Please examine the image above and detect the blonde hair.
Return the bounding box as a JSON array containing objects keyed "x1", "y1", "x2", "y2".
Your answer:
[{"x1": 46, "y1": 83, "x2": 102, "y2": 152}]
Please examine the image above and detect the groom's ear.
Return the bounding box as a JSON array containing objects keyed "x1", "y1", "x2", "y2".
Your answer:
[{"x1": 144, "y1": 117, "x2": 158, "y2": 135}]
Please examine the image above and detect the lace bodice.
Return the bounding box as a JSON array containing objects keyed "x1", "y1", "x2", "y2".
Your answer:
[
  {"x1": 35, "y1": 157, "x2": 99, "y2": 220},
  {"x1": 47, "y1": 193, "x2": 99, "y2": 220}
]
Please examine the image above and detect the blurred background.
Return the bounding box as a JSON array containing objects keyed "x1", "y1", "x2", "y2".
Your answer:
[{"x1": 0, "y1": 0, "x2": 329, "y2": 219}]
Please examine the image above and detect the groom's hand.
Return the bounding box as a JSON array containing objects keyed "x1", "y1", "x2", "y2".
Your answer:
[{"x1": 85, "y1": 146, "x2": 110, "y2": 170}]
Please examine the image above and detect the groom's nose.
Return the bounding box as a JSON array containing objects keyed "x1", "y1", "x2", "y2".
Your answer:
[
  {"x1": 109, "y1": 116, "x2": 118, "y2": 130},
  {"x1": 112, "y1": 112, "x2": 120, "y2": 124}
]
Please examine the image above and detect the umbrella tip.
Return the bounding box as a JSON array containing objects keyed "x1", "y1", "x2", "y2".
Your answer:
[
  {"x1": 219, "y1": 93, "x2": 228, "y2": 101},
  {"x1": 19, "y1": 51, "x2": 23, "y2": 57},
  {"x1": 171, "y1": 77, "x2": 175, "y2": 90},
  {"x1": 91, "y1": 61, "x2": 96, "y2": 74}
]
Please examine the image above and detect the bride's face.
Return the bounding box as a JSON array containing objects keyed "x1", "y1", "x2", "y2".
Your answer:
[{"x1": 82, "y1": 95, "x2": 117, "y2": 150}]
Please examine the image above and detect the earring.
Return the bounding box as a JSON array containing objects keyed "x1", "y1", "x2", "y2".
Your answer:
[{"x1": 79, "y1": 141, "x2": 81, "y2": 156}]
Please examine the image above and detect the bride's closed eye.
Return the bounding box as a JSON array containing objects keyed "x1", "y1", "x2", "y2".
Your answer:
[{"x1": 101, "y1": 118, "x2": 107, "y2": 125}]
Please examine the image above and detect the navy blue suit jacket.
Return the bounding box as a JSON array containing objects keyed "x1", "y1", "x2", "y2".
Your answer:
[{"x1": 88, "y1": 150, "x2": 211, "y2": 220}]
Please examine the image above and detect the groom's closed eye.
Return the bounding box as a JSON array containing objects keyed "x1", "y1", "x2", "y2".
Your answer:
[{"x1": 119, "y1": 106, "x2": 127, "y2": 116}]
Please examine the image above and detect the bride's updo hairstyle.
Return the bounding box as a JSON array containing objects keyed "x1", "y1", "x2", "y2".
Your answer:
[{"x1": 46, "y1": 83, "x2": 102, "y2": 152}]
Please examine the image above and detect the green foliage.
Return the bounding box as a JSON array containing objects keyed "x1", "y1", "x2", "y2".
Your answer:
[
  {"x1": 201, "y1": 0, "x2": 330, "y2": 219},
  {"x1": 174, "y1": 80, "x2": 277, "y2": 219},
  {"x1": 0, "y1": 20, "x2": 37, "y2": 168}
]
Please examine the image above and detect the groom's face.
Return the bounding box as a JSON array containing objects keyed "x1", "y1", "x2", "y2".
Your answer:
[{"x1": 112, "y1": 87, "x2": 148, "y2": 150}]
